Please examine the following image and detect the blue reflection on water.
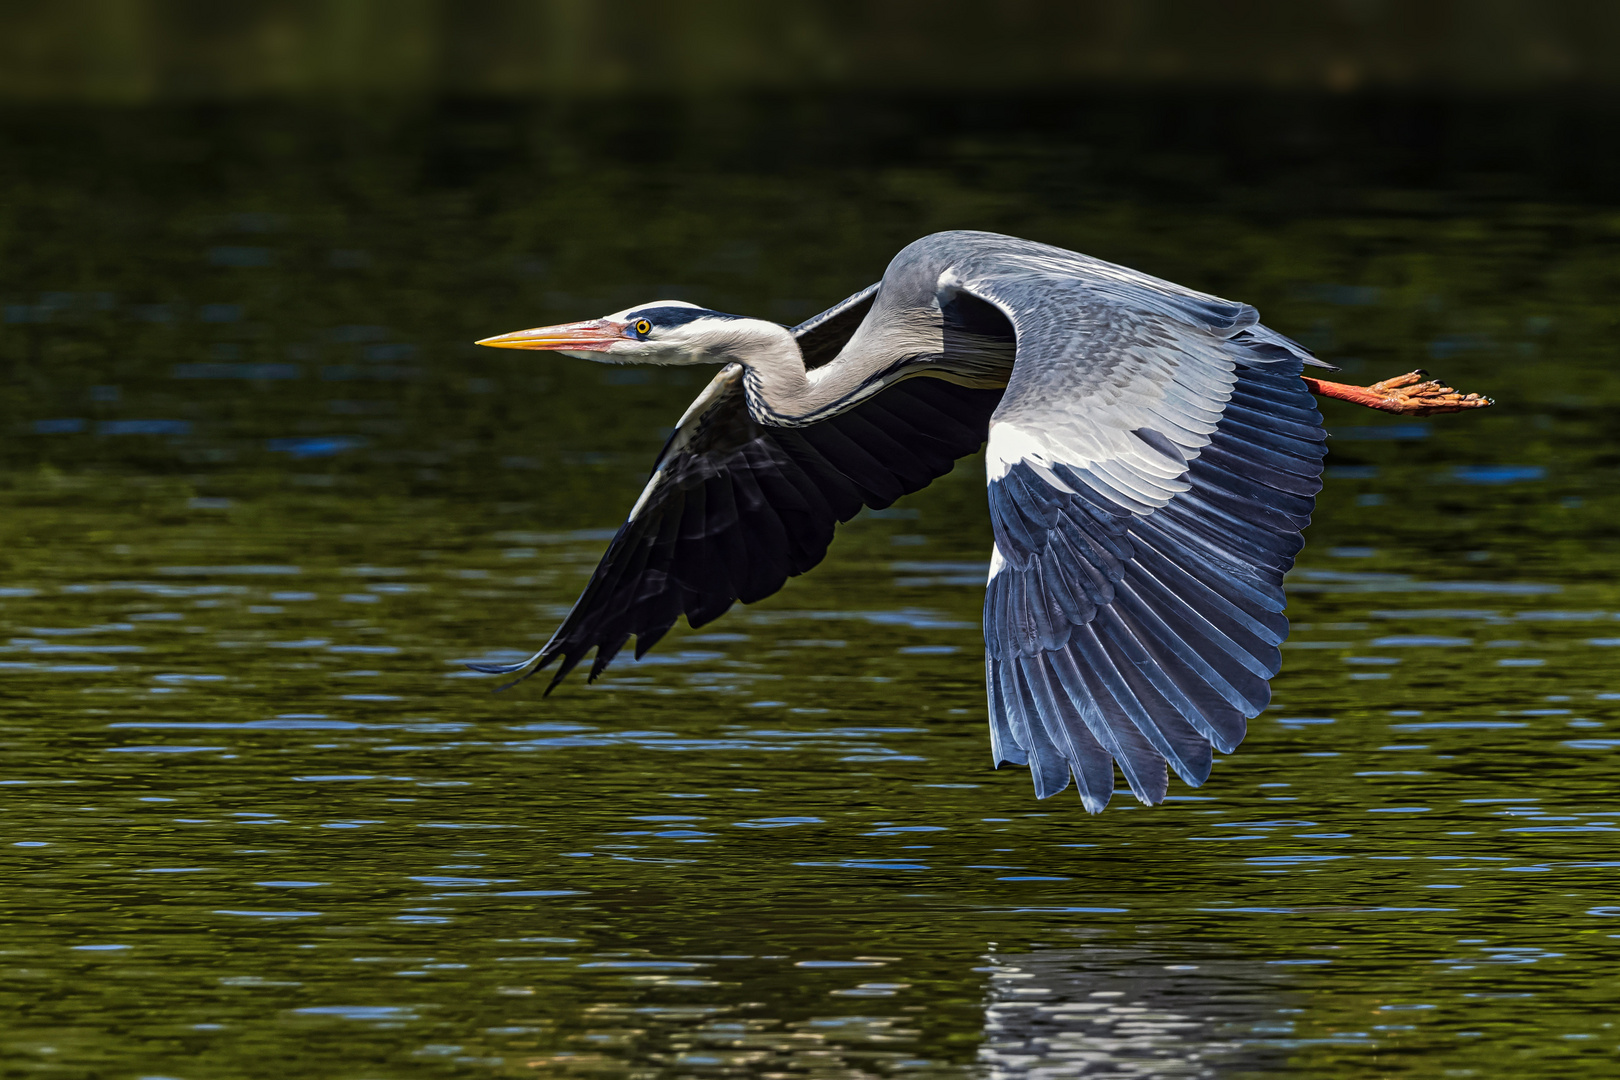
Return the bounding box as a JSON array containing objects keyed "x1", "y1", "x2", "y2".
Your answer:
[
  {"x1": 1453, "y1": 465, "x2": 1547, "y2": 484},
  {"x1": 266, "y1": 436, "x2": 365, "y2": 457}
]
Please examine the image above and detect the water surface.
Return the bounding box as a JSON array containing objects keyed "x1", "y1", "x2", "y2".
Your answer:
[{"x1": 2, "y1": 95, "x2": 1619, "y2": 1077}]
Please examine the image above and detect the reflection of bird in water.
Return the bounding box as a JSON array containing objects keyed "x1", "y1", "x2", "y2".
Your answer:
[
  {"x1": 475, "y1": 230, "x2": 1491, "y2": 812},
  {"x1": 978, "y1": 944, "x2": 1299, "y2": 1077}
]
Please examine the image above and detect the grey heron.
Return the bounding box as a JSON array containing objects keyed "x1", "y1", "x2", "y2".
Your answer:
[{"x1": 474, "y1": 230, "x2": 1490, "y2": 812}]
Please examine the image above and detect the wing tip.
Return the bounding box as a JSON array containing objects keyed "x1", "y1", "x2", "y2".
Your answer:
[
  {"x1": 463, "y1": 647, "x2": 563, "y2": 692},
  {"x1": 464, "y1": 660, "x2": 531, "y2": 675}
]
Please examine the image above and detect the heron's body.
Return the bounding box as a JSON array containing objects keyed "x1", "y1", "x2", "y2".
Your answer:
[{"x1": 475, "y1": 230, "x2": 1490, "y2": 812}]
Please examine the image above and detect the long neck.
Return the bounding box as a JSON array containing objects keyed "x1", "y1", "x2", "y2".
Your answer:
[{"x1": 717, "y1": 320, "x2": 894, "y2": 427}]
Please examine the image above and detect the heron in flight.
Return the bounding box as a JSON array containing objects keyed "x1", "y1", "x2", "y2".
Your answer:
[{"x1": 474, "y1": 231, "x2": 1490, "y2": 812}]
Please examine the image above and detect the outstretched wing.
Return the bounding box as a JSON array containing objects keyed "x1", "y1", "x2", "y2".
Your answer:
[
  {"x1": 472, "y1": 283, "x2": 1003, "y2": 689},
  {"x1": 941, "y1": 234, "x2": 1327, "y2": 812}
]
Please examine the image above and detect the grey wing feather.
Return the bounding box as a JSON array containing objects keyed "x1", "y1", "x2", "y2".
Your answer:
[{"x1": 924, "y1": 232, "x2": 1327, "y2": 812}]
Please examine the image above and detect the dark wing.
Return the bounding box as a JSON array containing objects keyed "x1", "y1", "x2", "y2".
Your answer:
[
  {"x1": 795, "y1": 282, "x2": 880, "y2": 369},
  {"x1": 936, "y1": 234, "x2": 1326, "y2": 811},
  {"x1": 471, "y1": 283, "x2": 1003, "y2": 690}
]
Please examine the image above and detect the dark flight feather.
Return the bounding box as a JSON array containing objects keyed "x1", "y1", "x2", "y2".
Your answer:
[{"x1": 469, "y1": 284, "x2": 1004, "y2": 690}]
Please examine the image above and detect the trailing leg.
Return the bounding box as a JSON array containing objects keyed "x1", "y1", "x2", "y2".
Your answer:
[{"x1": 1302, "y1": 370, "x2": 1493, "y2": 416}]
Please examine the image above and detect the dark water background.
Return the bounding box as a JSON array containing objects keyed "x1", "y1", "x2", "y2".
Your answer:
[{"x1": 3, "y1": 93, "x2": 1620, "y2": 1076}]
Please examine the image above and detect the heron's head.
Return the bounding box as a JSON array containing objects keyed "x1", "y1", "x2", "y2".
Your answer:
[{"x1": 477, "y1": 300, "x2": 784, "y2": 366}]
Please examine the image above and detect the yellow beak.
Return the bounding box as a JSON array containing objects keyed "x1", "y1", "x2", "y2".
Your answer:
[{"x1": 475, "y1": 318, "x2": 626, "y2": 352}]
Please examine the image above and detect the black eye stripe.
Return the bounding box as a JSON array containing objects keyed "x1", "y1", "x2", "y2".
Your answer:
[{"x1": 624, "y1": 305, "x2": 743, "y2": 329}]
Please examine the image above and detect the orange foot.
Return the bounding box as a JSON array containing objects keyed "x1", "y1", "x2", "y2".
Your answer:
[{"x1": 1302, "y1": 370, "x2": 1494, "y2": 417}]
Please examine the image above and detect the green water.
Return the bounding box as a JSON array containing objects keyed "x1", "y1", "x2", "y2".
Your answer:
[{"x1": 2, "y1": 95, "x2": 1619, "y2": 1077}]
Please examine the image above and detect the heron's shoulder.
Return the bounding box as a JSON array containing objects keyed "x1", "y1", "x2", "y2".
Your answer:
[
  {"x1": 890, "y1": 229, "x2": 1109, "y2": 268},
  {"x1": 891, "y1": 233, "x2": 1172, "y2": 300},
  {"x1": 887, "y1": 230, "x2": 1038, "y2": 272},
  {"x1": 899, "y1": 233, "x2": 1253, "y2": 338}
]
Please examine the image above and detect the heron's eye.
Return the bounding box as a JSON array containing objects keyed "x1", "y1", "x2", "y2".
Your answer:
[{"x1": 633, "y1": 319, "x2": 652, "y2": 337}]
